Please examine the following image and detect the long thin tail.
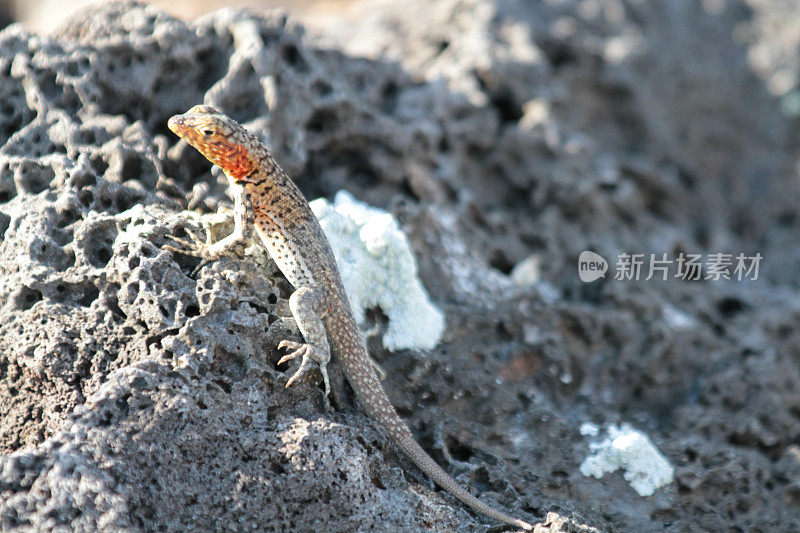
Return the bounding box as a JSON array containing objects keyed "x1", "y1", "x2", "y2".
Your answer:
[
  {"x1": 392, "y1": 426, "x2": 533, "y2": 530},
  {"x1": 330, "y1": 307, "x2": 532, "y2": 530}
]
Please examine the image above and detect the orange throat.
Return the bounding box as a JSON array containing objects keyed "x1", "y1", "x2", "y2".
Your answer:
[{"x1": 220, "y1": 143, "x2": 255, "y2": 183}]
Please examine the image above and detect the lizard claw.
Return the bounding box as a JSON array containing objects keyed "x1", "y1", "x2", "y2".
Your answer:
[
  {"x1": 162, "y1": 226, "x2": 219, "y2": 273},
  {"x1": 163, "y1": 225, "x2": 210, "y2": 253},
  {"x1": 278, "y1": 340, "x2": 331, "y2": 396}
]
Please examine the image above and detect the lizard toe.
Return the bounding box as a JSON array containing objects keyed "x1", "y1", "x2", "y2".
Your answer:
[
  {"x1": 279, "y1": 341, "x2": 331, "y2": 395},
  {"x1": 277, "y1": 343, "x2": 307, "y2": 365}
]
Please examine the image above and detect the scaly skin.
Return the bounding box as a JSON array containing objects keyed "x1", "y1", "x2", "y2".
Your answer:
[{"x1": 166, "y1": 105, "x2": 532, "y2": 531}]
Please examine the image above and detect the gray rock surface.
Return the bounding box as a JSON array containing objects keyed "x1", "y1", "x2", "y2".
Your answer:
[{"x1": 1, "y1": 0, "x2": 799, "y2": 531}]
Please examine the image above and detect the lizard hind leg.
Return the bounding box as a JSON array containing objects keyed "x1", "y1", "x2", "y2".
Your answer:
[{"x1": 278, "y1": 286, "x2": 332, "y2": 395}]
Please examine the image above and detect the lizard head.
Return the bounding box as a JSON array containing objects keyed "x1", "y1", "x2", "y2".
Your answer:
[{"x1": 168, "y1": 105, "x2": 257, "y2": 183}]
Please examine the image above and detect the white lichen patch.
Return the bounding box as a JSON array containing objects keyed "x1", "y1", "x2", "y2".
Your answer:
[
  {"x1": 579, "y1": 422, "x2": 600, "y2": 437},
  {"x1": 310, "y1": 191, "x2": 445, "y2": 351},
  {"x1": 580, "y1": 423, "x2": 674, "y2": 497}
]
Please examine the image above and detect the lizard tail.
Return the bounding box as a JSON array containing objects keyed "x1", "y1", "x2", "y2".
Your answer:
[
  {"x1": 329, "y1": 306, "x2": 533, "y2": 530},
  {"x1": 393, "y1": 429, "x2": 534, "y2": 531}
]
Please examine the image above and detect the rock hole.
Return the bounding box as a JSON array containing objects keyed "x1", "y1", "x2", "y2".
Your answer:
[
  {"x1": 489, "y1": 249, "x2": 514, "y2": 274},
  {"x1": 0, "y1": 211, "x2": 9, "y2": 238},
  {"x1": 120, "y1": 153, "x2": 142, "y2": 180},
  {"x1": 78, "y1": 284, "x2": 100, "y2": 307},
  {"x1": 89, "y1": 155, "x2": 109, "y2": 178},
  {"x1": 115, "y1": 187, "x2": 144, "y2": 212},
  {"x1": 717, "y1": 297, "x2": 745, "y2": 317},
  {"x1": 16, "y1": 162, "x2": 54, "y2": 194},
  {"x1": 70, "y1": 170, "x2": 96, "y2": 188},
  {"x1": 281, "y1": 43, "x2": 307, "y2": 72},
  {"x1": 55, "y1": 206, "x2": 81, "y2": 228},
  {"x1": 50, "y1": 228, "x2": 71, "y2": 246},
  {"x1": 380, "y1": 81, "x2": 398, "y2": 114},
  {"x1": 312, "y1": 79, "x2": 332, "y2": 97},
  {"x1": 108, "y1": 294, "x2": 127, "y2": 320},
  {"x1": 214, "y1": 379, "x2": 232, "y2": 394},
  {"x1": 306, "y1": 108, "x2": 337, "y2": 134},
  {"x1": 77, "y1": 129, "x2": 96, "y2": 146},
  {"x1": 538, "y1": 38, "x2": 576, "y2": 69},
  {"x1": 270, "y1": 459, "x2": 286, "y2": 475},
  {"x1": 158, "y1": 300, "x2": 175, "y2": 319},
  {"x1": 96, "y1": 246, "x2": 112, "y2": 265},
  {"x1": 16, "y1": 286, "x2": 43, "y2": 311},
  {"x1": 78, "y1": 188, "x2": 94, "y2": 207},
  {"x1": 38, "y1": 71, "x2": 60, "y2": 100},
  {"x1": 490, "y1": 89, "x2": 523, "y2": 123}
]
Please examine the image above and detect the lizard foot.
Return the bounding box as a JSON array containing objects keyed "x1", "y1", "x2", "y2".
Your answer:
[
  {"x1": 163, "y1": 225, "x2": 214, "y2": 258},
  {"x1": 278, "y1": 340, "x2": 331, "y2": 396},
  {"x1": 163, "y1": 226, "x2": 228, "y2": 275}
]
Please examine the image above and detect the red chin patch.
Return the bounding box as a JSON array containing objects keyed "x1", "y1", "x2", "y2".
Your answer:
[{"x1": 224, "y1": 145, "x2": 256, "y2": 183}]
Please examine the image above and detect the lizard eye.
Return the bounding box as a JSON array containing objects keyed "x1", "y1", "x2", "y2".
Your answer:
[{"x1": 200, "y1": 128, "x2": 215, "y2": 137}]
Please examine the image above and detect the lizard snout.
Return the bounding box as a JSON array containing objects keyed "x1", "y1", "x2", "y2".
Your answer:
[{"x1": 167, "y1": 115, "x2": 185, "y2": 134}]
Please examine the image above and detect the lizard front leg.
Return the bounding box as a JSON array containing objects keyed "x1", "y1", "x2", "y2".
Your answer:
[
  {"x1": 164, "y1": 183, "x2": 255, "y2": 260},
  {"x1": 278, "y1": 286, "x2": 332, "y2": 395}
]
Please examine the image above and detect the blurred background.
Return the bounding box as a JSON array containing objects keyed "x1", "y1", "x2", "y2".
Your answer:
[
  {"x1": 1, "y1": 0, "x2": 800, "y2": 104},
  {"x1": 0, "y1": 0, "x2": 363, "y2": 34}
]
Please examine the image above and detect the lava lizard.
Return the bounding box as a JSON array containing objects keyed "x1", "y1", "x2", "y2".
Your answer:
[{"x1": 165, "y1": 105, "x2": 532, "y2": 530}]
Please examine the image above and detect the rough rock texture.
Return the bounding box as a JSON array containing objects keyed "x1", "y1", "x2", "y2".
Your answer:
[{"x1": 1, "y1": 0, "x2": 800, "y2": 531}]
